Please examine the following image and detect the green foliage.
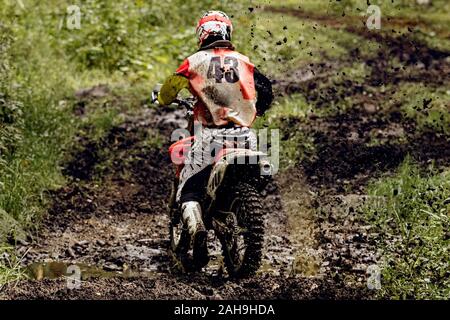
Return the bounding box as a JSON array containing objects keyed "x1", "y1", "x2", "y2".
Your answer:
[
  {"x1": 59, "y1": 0, "x2": 245, "y2": 74},
  {"x1": 0, "y1": 4, "x2": 75, "y2": 245},
  {"x1": 366, "y1": 159, "x2": 450, "y2": 299},
  {"x1": 62, "y1": 1, "x2": 184, "y2": 72},
  {"x1": 0, "y1": 25, "x2": 26, "y2": 243},
  {"x1": 0, "y1": 25, "x2": 23, "y2": 164}
]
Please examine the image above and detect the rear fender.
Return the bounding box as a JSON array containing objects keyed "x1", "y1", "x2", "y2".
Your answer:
[{"x1": 206, "y1": 149, "x2": 268, "y2": 200}]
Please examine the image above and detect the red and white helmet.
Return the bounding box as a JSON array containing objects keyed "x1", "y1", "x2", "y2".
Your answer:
[{"x1": 196, "y1": 11, "x2": 233, "y2": 47}]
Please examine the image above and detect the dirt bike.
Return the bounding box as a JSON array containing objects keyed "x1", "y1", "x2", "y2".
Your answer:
[{"x1": 152, "y1": 89, "x2": 273, "y2": 278}]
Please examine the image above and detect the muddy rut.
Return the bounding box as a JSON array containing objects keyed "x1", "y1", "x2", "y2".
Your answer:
[
  {"x1": 0, "y1": 101, "x2": 374, "y2": 299},
  {"x1": 2, "y1": 8, "x2": 449, "y2": 300}
]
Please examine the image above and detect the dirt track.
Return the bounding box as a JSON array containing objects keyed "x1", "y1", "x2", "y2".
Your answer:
[
  {"x1": 1, "y1": 9, "x2": 449, "y2": 300},
  {"x1": 0, "y1": 101, "x2": 377, "y2": 300}
]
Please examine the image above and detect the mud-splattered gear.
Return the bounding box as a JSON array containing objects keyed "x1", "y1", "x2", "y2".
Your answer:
[
  {"x1": 176, "y1": 44, "x2": 257, "y2": 127},
  {"x1": 181, "y1": 201, "x2": 205, "y2": 236},
  {"x1": 176, "y1": 126, "x2": 257, "y2": 202},
  {"x1": 158, "y1": 57, "x2": 272, "y2": 124},
  {"x1": 196, "y1": 11, "x2": 233, "y2": 48},
  {"x1": 158, "y1": 39, "x2": 273, "y2": 127},
  {"x1": 181, "y1": 201, "x2": 209, "y2": 265}
]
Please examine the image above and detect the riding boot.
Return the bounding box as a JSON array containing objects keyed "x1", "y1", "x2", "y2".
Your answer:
[{"x1": 181, "y1": 201, "x2": 209, "y2": 267}]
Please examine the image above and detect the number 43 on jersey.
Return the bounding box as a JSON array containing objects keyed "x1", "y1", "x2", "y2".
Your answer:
[{"x1": 207, "y1": 56, "x2": 240, "y2": 83}]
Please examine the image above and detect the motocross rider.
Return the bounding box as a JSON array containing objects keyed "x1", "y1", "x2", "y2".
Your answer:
[{"x1": 156, "y1": 11, "x2": 273, "y2": 264}]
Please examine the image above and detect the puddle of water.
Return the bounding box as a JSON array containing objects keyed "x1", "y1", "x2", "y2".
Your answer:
[{"x1": 26, "y1": 261, "x2": 158, "y2": 281}]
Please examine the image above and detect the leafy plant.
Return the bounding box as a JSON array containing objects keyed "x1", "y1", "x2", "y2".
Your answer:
[{"x1": 0, "y1": 25, "x2": 23, "y2": 163}]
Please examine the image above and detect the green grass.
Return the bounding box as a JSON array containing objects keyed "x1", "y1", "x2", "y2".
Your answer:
[
  {"x1": 0, "y1": 246, "x2": 27, "y2": 286},
  {"x1": 365, "y1": 158, "x2": 450, "y2": 299},
  {"x1": 255, "y1": 0, "x2": 450, "y2": 27},
  {"x1": 0, "y1": 17, "x2": 76, "y2": 244},
  {"x1": 257, "y1": 93, "x2": 312, "y2": 122},
  {"x1": 254, "y1": 0, "x2": 450, "y2": 51},
  {"x1": 239, "y1": 11, "x2": 379, "y2": 76},
  {"x1": 389, "y1": 83, "x2": 450, "y2": 134},
  {"x1": 254, "y1": 94, "x2": 316, "y2": 169}
]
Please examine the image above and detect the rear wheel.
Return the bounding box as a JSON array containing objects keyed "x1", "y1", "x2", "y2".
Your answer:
[{"x1": 218, "y1": 182, "x2": 264, "y2": 278}]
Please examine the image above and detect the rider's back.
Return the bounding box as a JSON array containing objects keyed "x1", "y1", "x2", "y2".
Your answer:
[{"x1": 176, "y1": 43, "x2": 257, "y2": 127}]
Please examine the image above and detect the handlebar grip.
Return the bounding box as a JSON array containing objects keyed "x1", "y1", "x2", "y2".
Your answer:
[{"x1": 151, "y1": 91, "x2": 159, "y2": 104}]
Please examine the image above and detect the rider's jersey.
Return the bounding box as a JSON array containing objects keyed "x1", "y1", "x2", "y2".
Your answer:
[{"x1": 175, "y1": 45, "x2": 257, "y2": 127}]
